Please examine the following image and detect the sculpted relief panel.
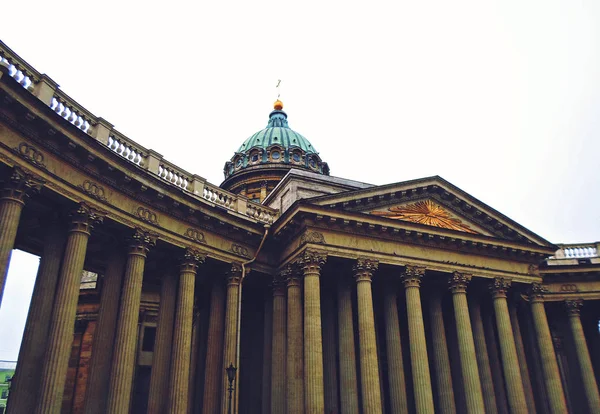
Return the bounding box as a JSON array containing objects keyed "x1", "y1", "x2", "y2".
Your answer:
[{"x1": 370, "y1": 199, "x2": 478, "y2": 234}]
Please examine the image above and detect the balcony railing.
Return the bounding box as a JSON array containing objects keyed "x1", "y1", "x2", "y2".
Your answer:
[
  {"x1": 550, "y1": 243, "x2": 599, "y2": 260},
  {"x1": 0, "y1": 40, "x2": 277, "y2": 224}
]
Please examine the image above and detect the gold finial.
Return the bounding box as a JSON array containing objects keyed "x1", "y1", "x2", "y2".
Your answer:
[{"x1": 274, "y1": 79, "x2": 283, "y2": 110}]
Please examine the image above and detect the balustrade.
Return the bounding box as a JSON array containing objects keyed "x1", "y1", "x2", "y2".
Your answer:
[{"x1": 553, "y1": 243, "x2": 599, "y2": 259}]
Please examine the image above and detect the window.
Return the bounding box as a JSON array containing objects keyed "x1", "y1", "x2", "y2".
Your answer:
[
  {"x1": 292, "y1": 153, "x2": 301, "y2": 162},
  {"x1": 272, "y1": 151, "x2": 280, "y2": 160},
  {"x1": 251, "y1": 153, "x2": 260, "y2": 163}
]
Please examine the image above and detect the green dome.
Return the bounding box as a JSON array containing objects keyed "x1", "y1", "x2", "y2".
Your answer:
[{"x1": 223, "y1": 106, "x2": 329, "y2": 180}]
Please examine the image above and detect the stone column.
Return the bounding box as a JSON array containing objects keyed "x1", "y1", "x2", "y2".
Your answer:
[
  {"x1": 337, "y1": 275, "x2": 360, "y2": 414},
  {"x1": 147, "y1": 271, "x2": 177, "y2": 414},
  {"x1": 202, "y1": 278, "x2": 226, "y2": 414},
  {"x1": 528, "y1": 283, "x2": 568, "y2": 414},
  {"x1": 168, "y1": 249, "x2": 204, "y2": 413},
  {"x1": 221, "y1": 264, "x2": 242, "y2": 414},
  {"x1": 261, "y1": 293, "x2": 273, "y2": 414},
  {"x1": 508, "y1": 298, "x2": 536, "y2": 414},
  {"x1": 566, "y1": 299, "x2": 600, "y2": 413},
  {"x1": 469, "y1": 294, "x2": 498, "y2": 414},
  {"x1": 428, "y1": 287, "x2": 456, "y2": 414},
  {"x1": 8, "y1": 221, "x2": 66, "y2": 414},
  {"x1": 0, "y1": 168, "x2": 43, "y2": 305},
  {"x1": 286, "y1": 265, "x2": 304, "y2": 414},
  {"x1": 490, "y1": 278, "x2": 528, "y2": 414},
  {"x1": 83, "y1": 248, "x2": 126, "y2": 414},
  {"x1": 448, "y1": 272, "x2": 484, "y2": 414},
  {"x1": 353, "y1": 258, "x2": 382, "y2": 414},
  {"x1": 322, "y1": 286, "x2": 339, "y2": 414},
  {"x1": 270, "y1": 271, "x2": 287, "y2": 414},
  {"x1": 106, "y1": 228, "x2": 156, "y2": 414},
  {"x1": 35, "y1": 203, "x2": 103, "y2": 414},
  {"x1": 401, "y1": 265, "x2": 435, "y2": 414},
  {"x1": 300, "y1": 249, "x2": 327, "y2": 414}
]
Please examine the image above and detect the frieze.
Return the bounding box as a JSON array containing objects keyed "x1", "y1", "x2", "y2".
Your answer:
[
  {"x1": 135, "y1": 206, "x2": 158, "y2": 225},
  {"x1": 184, "y1": 228, "x2": 206, "y2": 244},
  {"x1": 231, "y1": 243, "x2": 250, "y2": 258},
  {"x1": 300, "y1": 231, "x2": 326, "y2": 245},
  {"x1": 79, "y1": 180, "x2": 107, "y2": 202},
  {"x1": 13, "y1": 142, "x2": 46, "y2": 169},
  {"x1": 560, "y1": 284, "x2": 578, "y2": 293}
]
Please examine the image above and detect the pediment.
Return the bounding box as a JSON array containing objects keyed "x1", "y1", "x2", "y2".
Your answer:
[{"x1": 305, "y1": 176, "x2": 554, "y2": 247}]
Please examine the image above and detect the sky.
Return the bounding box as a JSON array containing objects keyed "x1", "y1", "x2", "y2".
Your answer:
[{"x1": 1, "y1": 0, "x2": 599, "y2": 359}]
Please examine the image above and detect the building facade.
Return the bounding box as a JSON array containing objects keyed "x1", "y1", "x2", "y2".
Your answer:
[{"x1": 0, "y1": 40, "x2": 599, "y2": 414}]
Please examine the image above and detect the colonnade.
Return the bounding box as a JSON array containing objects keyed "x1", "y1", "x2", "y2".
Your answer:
[{"x1": 0, "y1": 171, "x2": 598, "y2": 413}]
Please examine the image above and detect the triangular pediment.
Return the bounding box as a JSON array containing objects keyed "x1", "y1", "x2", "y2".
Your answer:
[{"x1": 304, "y1": 176, "x2": 554, "y2": 247}]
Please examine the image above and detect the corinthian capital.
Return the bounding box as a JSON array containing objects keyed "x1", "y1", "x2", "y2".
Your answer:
[
  {"x1": 70, "y1": 202, "x2": 105, "y2": 234},
  {"x1": 401, "y1": 265, "x2": 426, "y2": 288},
  {"x1": 490, "y1": 278, "x2": 511, "y2": 299},
  {"x1": 297, "y1": 249, "x2": 327, "y2": 276},
  {"x1": 565, "y1": 299, "x2": 583, "y2": 317},
  {"x1": 448, "y1": 272, "x2": 472, "y2": 294},
  {"x1": 227, "y1": 263, "x2": 243, "y2": 285},
  {"x1": 353, "y1": 258, "x2": 378, "y2": 282},
  {"x1": 128, "y1": 227, "x2": 158, "y2": 255},
  {"x1": 528, "y1": 282, "x2": 548, "y2": 303},
  {"x1": 1, "y1": 167, "x2": 44, "y2": 203},
  {"x1": 180, "y1": 248, "x2": 206, "y2": 272}
]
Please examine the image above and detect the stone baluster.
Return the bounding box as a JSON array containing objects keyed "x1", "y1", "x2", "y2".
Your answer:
[
  {"x1": 8, "y1": 221, "x2": 66, "y2": 414},
  {"x1": 35, "y1": 203, "x2": 104, "y2": 414},
  {"x1": 286, "y1": 265, "x2": 304, "y2": 414},
  {"x1": 0, "y1": 168, "x2": 43, "y2": 305},
  {"x1": 147, "y1": 271, "x2": 177, "y2": 414},
  {"x1": 353, "y1": 258, "x2": 382, "y2": 414},
  {"x1": 202, "y1": 277, "x2": 226, "y2": 414},
  {"x1": 468, "y1": 293, "x2": 498, "y2": 414},
  {"x1": 270, "y1": 271, "x2": 287, "y2": 413},
  {"x1": 106, "y1": 228, "x2": 156, "y2": 414},
  {"x1": 221, "y1": 264, "x2": 242, "y2": 414},
  {"x1": 83, "y1": 248, "x2": 126, "y2": 414},
  {"x1": 448, "y1": 272, "x2": 485, "y2": 414},
  {"x1": 337, "y1": 275, "x2": 360, "y2": 414},
  {"x1": 299, "y1": 249, "x2": 327, "y2": 414},
  {"x1": 565, "y1": 299, "x2": 600, "y2": 413},
  {"x1": 528, "y1": 283, "x2": 568, "y2": 414},
  {"x1": 428, "y1": 287, "x2": 456, "y2": 414},
  {"x1": 490, "y1": 278, "x2": 527, "y2": 413},
  {"x1": 168, "y1": 249, "x2": 205, "y2": 413},
  {"x1": 401, "y1": 265, "x2": 435, "y2": 414}
]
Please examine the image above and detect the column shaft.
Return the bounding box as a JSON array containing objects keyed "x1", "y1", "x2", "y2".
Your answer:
[
  {"x1": 529, "y1": 284, "x2": 568, "y2": 414},
  {"x1": 337, "y1": 277, "x2": 360, "y2": 414},
  {"x1": 168, "y1": 251, "x2": 202, "y2": 414},
  {"x1": 402, "y1": 266, "x2": 435, "y2": 414},
  {"x1": 147, "y1": 272, "x2": 177, "y2": 414},
  {"x1": 83, "y1": 249, "x2": 126, "y2": 414},
  {"x1": 271, "y1": 275, "x2": 287, "y2": 413},
  {"x1": 202, "y1": 279, "x2": 226, "y2": 414},
  {"x1": 8, "y1": 223, "x2": 66, "y2": 414},
  {"x1": 0, "y1": 168, "x2": 42, "y2": 304},
  {"x1": 491, "y1": 279, "x2": 527, "y2": 414},
  {"x1": 261, "y1": 294, "x2": 273, "y2": 414},
  {"x1": 354, "y1": 259, "x2": 382, "y2": 414},
  {"x1": 106, "y1": 230, "x2": 155, "y2": 414},
  {"x1": 509, "y1": 301, "x2": 537, "y2": 414},
  {"x1": 35, "y1": 205, "x2": 100, "y2": 414},
  {"x1": 221, "y1": 265, "x2": 241, "y2": 414},
  {"x1": 469, "y1": 296, "x2": 498, "y2": 414},
  {"x1": 287, "y1": 271, "x2": 304, "y2": 414},
  {"x1": 301, "y1": 250, "x2": 326, "y2": 414},
  {"x1": 566, "y1": 300, "x2": 600, "y2": 413},
  {"x1": 428, "y1": 289, "x2": 456, "y2": 414},
  {"x1": 449, "y1": 273, "x2": 485, "y2": 414},
  {"x1": 322, "y1": 287, "x2": 339, "y2": 414}
]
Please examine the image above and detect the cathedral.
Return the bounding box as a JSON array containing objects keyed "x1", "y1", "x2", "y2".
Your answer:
[{"x1": 0, "y1": 39, "x2": 599, "y2": 414}]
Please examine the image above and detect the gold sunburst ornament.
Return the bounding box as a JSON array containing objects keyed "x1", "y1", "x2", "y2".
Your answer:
[{"x1": 371, "y1": 200, "x2": 478, "y2": 234}]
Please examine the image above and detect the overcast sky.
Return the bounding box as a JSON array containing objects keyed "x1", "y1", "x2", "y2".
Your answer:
[{"x1": 1, "y1": 0, "x2": 599, "y2": 360}]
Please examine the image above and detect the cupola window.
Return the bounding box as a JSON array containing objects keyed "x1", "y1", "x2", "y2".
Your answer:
[
  {"x1": 235, "y1": 159, "x2": 243, "y2": 168},
  {"x1": 309, "y1": 158, "x2": 317, "y2": 168},
  {"x1": 272, "y1": 151, "x2": 281, "y2": 160},
  {"x1": 251, "y1": 153, "x2": 260, "y2": 163},
  {"x1": 292, "y1": 153, "x2": 301, "y2": 162}
]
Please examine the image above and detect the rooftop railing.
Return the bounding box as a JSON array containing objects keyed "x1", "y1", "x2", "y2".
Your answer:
[
  {"x1": 550, "y1": 243, "x2": 599, "y2": 260},
  {"x1": 0, "y1": 40, "x2": 277, "y2": 224}
]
